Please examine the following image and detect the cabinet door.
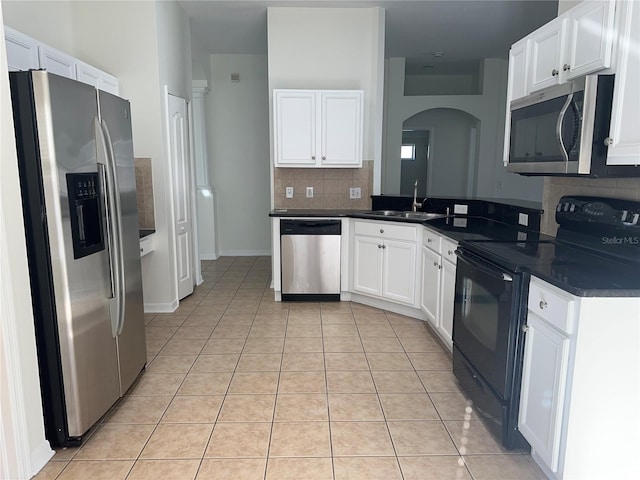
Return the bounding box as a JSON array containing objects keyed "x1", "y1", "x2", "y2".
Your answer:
[
  {"x1": 4, "y1": 26, "x2": 39, "y2": 72},
  {"x1": 529, "y1": 18, "x2": 567, "y2": 92},
  {"x1": 38, "y1": 44, "x2": 76, "y2": 79},
  {"x1": 352, "y1": 235, "x2": 383, "y2": 297},
  {"x1": 438, "y1": 259, "x2": 456, "y2": 351},
  {"x1": 274, "y1": 91, "x2": 317, "y2": 166},
  {"x1": 519, "y1": 313, "x2": 571, "y2": 473},
  {"x1": 382, "y1": 239, "x2": 416, "y2": 306},
  {"x1": 607, "y1": 0, "x2": 640, "y2": 166},
  {"x1": 508, "y1": 39, "x2": 529, "y2": 102},
  {"x1": 99, "y1": 72, "x2": 119, "y2": 96},
  {"x1": 421, "y1": 246, "x2": 441, "y2": 326},
  {"x1": 565, "y1": 0, "x2": 615, "y2": 80},
  {"x1": 320, "y1": 91, "x2": 363, "y2": 166},
  {"x1": 76, "y1": 61, "x2": 101, "y2": 89}
]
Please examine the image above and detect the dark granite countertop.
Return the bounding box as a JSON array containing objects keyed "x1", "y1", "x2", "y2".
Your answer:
[
  {"x1": 269, "y1": 206, "x2": 639, "y2": 298},
  {"x1": 139, "y1": 229, "x2": 155, "y2": 239}
]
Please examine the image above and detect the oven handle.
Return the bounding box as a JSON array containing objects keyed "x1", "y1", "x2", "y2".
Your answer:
[{"x1": 455, "y1": 249, "x2": 513, "y2": 282}]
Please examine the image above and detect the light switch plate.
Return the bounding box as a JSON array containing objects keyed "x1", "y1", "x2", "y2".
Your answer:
[
  {"x1": 518, "y1": 213, "x2": 529, "y2": 226},
  {"x1": 349, "y1": 187, "x2": 361, "y2": 199},
  {"x1": 285, "y1": 186, "x2": 293, "y2": 198},
  {"x1": 306, "y1": 186, "x2": 313, "y2": 198}
]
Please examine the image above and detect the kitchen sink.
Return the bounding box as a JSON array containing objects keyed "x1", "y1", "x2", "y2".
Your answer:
[
  {"x1": 369, "y1": 210, "x2": 402, "y2": 216},
  {"x1": 361, "y1": 210, "x2": 447, "y2": 221},
  {"x1": 401, "y1": 211, "x2": 447, "y2": 220}
]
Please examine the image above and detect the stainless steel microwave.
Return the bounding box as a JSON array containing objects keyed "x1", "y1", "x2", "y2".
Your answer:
[{"x1": 507, "y1": 74, "x2": 639, "y2": 177}]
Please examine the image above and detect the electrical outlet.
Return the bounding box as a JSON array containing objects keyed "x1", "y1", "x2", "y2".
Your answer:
[
  {"x1": 349, "y1": 187, "x2": 361, "y2": 199},
  {"x1": 454, "y1": 204, "x2": 468, "y2": 214},
  {"x1": 306, "y1": 186, "x2": 313, "y2": 198},
  {"x1": 285, "y1": 186, "x2": 294, "y2": 198},
  {"x1": 518, "y1": 213, "x2": 529, "y2": 226}
]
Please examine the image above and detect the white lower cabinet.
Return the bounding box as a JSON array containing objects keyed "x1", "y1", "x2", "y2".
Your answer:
[
  {"x1": 420, "y1": 227, "x2": 456, "y2": 350},
  {"x1": 519, "y1": 276, "x2": 640, "y2": 479},
  {"x1": 519, "y1": 311, "x2": 570, "y2": 473},
  {"x1": 352, "y1": 220, "x2": 417, "y2": 307}
]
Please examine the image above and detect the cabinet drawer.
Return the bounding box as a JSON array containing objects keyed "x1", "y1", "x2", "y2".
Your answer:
[
  {"x1": 354, "y1": 221, "x2": 416, "y2": 242},
  {"x1": 423, "y1": 227, "x2": 441, "y2": 253},
  {"x1": 441, "y1": 237, "x2": 458, "y2": 264},
  {"x1": 528, "y1": 279, "x2": 575, "y2": 334}
]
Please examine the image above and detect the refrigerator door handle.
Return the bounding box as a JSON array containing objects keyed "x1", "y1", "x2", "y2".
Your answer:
[
  {"x1": 96, "y1": 118, "x2": 123, "y2": 338},
  {"x1": 101, "y1": 119, "x2": 127, "y2": 336}
]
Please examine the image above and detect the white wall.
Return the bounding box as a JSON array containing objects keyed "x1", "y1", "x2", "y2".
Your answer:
[
  {"x1": 2, "y1": 0, "x2": 75, "y2": 53},
  {"x1": 383, "y1": 57, "x2": 544, "y2": 202},
  {"x1": 191, "y1": 30, "x2": 211, "y2": 85},
  {"x1": 404, "y1": 74, "x2": 478, "y2": 96},
  {"x1": 267, "y1": 7, "x2": 384, "y2": 165},
  {"x1": 206, "y1": 54, "x2": 271, "y2": 256},
  {"x1": 0, "y1": 7, "x2": 53, "y2": 479}
]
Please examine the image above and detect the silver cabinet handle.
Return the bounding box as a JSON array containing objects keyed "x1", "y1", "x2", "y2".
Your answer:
[
  {"x1": 378, "y1": 244, "x2": 383, "y2": 249},
  {"x1": 563, "y1": 64, "x2": 570, "y2": 71},
  {"x1": 312, "y1": 155, "x2": 316, "y2": 160},
  {"x1": 382, "y1": 245, "x2": 386, "y2": 249},
  {"x1": 322, "y1": 156, "x2": 326, "y2": 160},
  {"x1": 448, "y1": 250, "x2": 454, "y2": 255},
  {"x1": 522, "y1": 324, "x2": 529, "y2": 333},
  {"x1": 539, "y1": 300, "x2": 548, "y2": 310},
  {"x1": 552, "y1": 69, "x2": 559, "y2": 76},
  {"x1": 427, "y1": 238, "x2": 432, "y2": 243},
  {"x1": 380, "y1": 229, "x2": 384, "y2": 234},
  {"x1": 604, "y1": 137, "x2": 613, "y2": 146},
  {"x1": 433, "y1": 261, "x2": 438, "y2": 267}
]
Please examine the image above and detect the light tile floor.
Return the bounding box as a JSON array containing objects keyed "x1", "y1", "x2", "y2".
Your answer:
[{"x1": 34, "y1": 256, "x2": 547, "y2": 480}]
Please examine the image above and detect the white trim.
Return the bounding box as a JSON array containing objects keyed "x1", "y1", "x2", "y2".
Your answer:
[
  {"x1": 143, "y1": 299, "x2": 179, "y2": 314},
  {"x1": 218, "y1": 249, "x2": 272, "y2": 257},
  {"x1": 30, "y1": 440, "x2": 55, "y2": 476},
  {"x1": 0, "y1": 210, "x2": 53, "y2": 480},
  {"x1": 199, "y1": 253, "x2": 220, "y2": 261}
]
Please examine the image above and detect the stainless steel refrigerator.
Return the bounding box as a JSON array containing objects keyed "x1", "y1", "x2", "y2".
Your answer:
[{"x1": 9, "y1": 71, "x2": 146, "y2": 447}]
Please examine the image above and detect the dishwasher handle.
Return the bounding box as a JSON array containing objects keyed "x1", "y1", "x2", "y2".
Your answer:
[{"x1": 280, "y1": 219, "x2": 341, "y2": 235}]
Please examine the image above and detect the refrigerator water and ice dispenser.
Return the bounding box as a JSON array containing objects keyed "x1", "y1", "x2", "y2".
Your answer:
[{"x1": 66, "y1": 172, "x2": 105, "y2": 259}]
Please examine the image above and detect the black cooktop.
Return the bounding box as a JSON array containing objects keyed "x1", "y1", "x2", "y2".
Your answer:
[{"x1": 459, "y1": 196, "x2": 640, "y2": 297}]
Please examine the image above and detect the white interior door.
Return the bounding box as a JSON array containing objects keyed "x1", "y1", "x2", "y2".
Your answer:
[{"x1": 167, "y1": 93, "x2": 194, "y2": 300}]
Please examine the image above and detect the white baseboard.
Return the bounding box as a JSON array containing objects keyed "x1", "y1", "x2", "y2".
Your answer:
[
  {"x1": 347, "y1": 292, "x2": 426, "y2": 320},
  {"x1": 144, "y1": 299, "x2": 179, "y2": 313},
  {"x1": 30, "y1": 440, "x2": 54, "y2": 478},
  {"x1": 218, "y1": 249, "x2": 271, "y2": 257},
  {"x1": 199, "y1": 253, "x2": 219, "y2": 260}
]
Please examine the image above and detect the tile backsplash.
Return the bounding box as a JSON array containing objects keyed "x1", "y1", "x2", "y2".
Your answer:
[
  {"x1": 273, "y1": 160, "x2": 373, "y2": 210},
  {"x1": 541, "y1": 176, "x2": 640, "y2": 235},
  {"x1": 134, "y1": 157, "x2": 155, "y2": 229}
]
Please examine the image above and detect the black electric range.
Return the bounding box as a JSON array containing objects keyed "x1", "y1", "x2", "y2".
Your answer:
[
  {"x1": 451, "y1": 196, "x2": 640, "y2": 450},
  {"x1": 459, "y1": 196, "x2": 640, "y2": 296}
]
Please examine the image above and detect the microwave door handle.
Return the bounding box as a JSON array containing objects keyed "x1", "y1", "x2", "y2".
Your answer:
[{"x1": 556, "y1": 93, "x2": 573, "y2": 163}]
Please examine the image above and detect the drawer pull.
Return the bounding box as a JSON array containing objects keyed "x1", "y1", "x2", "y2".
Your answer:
[
  {"x1": 448, "y1": 249, "x2": 453, "y2": 255},
  {"x1": 380, "y1": 229, "x2": 384, "y2": 234},
  {"x1": 539, "y1": 300, "x2": 548, "y2": 310},
  {"x1": 427, "y1": 238, "x2": 432, "y2": 243}
]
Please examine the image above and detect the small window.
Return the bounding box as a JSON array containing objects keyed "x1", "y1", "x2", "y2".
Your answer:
[{"x1": 401, "y1": 144, "x2": 416, "y2": 160}]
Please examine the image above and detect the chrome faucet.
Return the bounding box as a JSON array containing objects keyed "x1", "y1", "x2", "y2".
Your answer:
[{"x1": 412, "y1": 179, "x2": 421, "y2": 212}]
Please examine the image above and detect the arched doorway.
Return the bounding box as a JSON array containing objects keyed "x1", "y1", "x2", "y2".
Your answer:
[{"x1": 401, "y1": 108, "x2": 480, "y2": 198}]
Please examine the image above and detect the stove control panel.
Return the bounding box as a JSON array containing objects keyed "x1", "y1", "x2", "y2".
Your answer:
[{"x1": 556, "y1": 196, "x2": 640, "y2": 228}]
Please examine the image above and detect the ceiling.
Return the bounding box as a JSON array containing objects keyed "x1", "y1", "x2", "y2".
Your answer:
[{"x1": 179, "y1": 0, "x2": 558, "y2": 74}]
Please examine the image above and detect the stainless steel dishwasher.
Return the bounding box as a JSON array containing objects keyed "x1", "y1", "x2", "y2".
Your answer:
[{"x1": 280, "y1": 219, "x2": 341, "y2": 301}]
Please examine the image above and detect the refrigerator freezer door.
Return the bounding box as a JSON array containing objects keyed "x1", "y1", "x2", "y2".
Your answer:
[
  {"x1": 98, "y1": 90, "x2": 147, "y2": 395},
  {"x1": 31, "y1": 72, "x2": 121, "y2": 438}
]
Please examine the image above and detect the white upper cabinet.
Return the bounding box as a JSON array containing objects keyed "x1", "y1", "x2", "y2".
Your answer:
[
  {"x1": 529, "y1": 18, "x2": 567, "y2": 92},
  {"x1": 564, "y1": 0, "x2": 616, "y2": 80},
  {"x1": 273, "y1": 89, "x2": 363, "y2": 168},
  {"x1": 4, "y1": 26, "x2": 39, "y2": 72},
  {"x1": 38, "y1": 44, "x2": 76, "y2": 80},
  {"x1": 4, "y1": 26, "x2": 119, "y2": 94},
  {"x1": 606, "y1": 0, "x2": 640, "y2": 166},
  {"x1": 509, "y1": 0, "x2": 616, "y2": 99},
  {"x1": 76, "y1": 61, "x2": 120, "y2": 96}
]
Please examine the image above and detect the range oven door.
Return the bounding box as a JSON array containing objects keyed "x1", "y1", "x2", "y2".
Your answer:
[{"x1": 452, "y1": 248, "x2": 523, "y2": 399}]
